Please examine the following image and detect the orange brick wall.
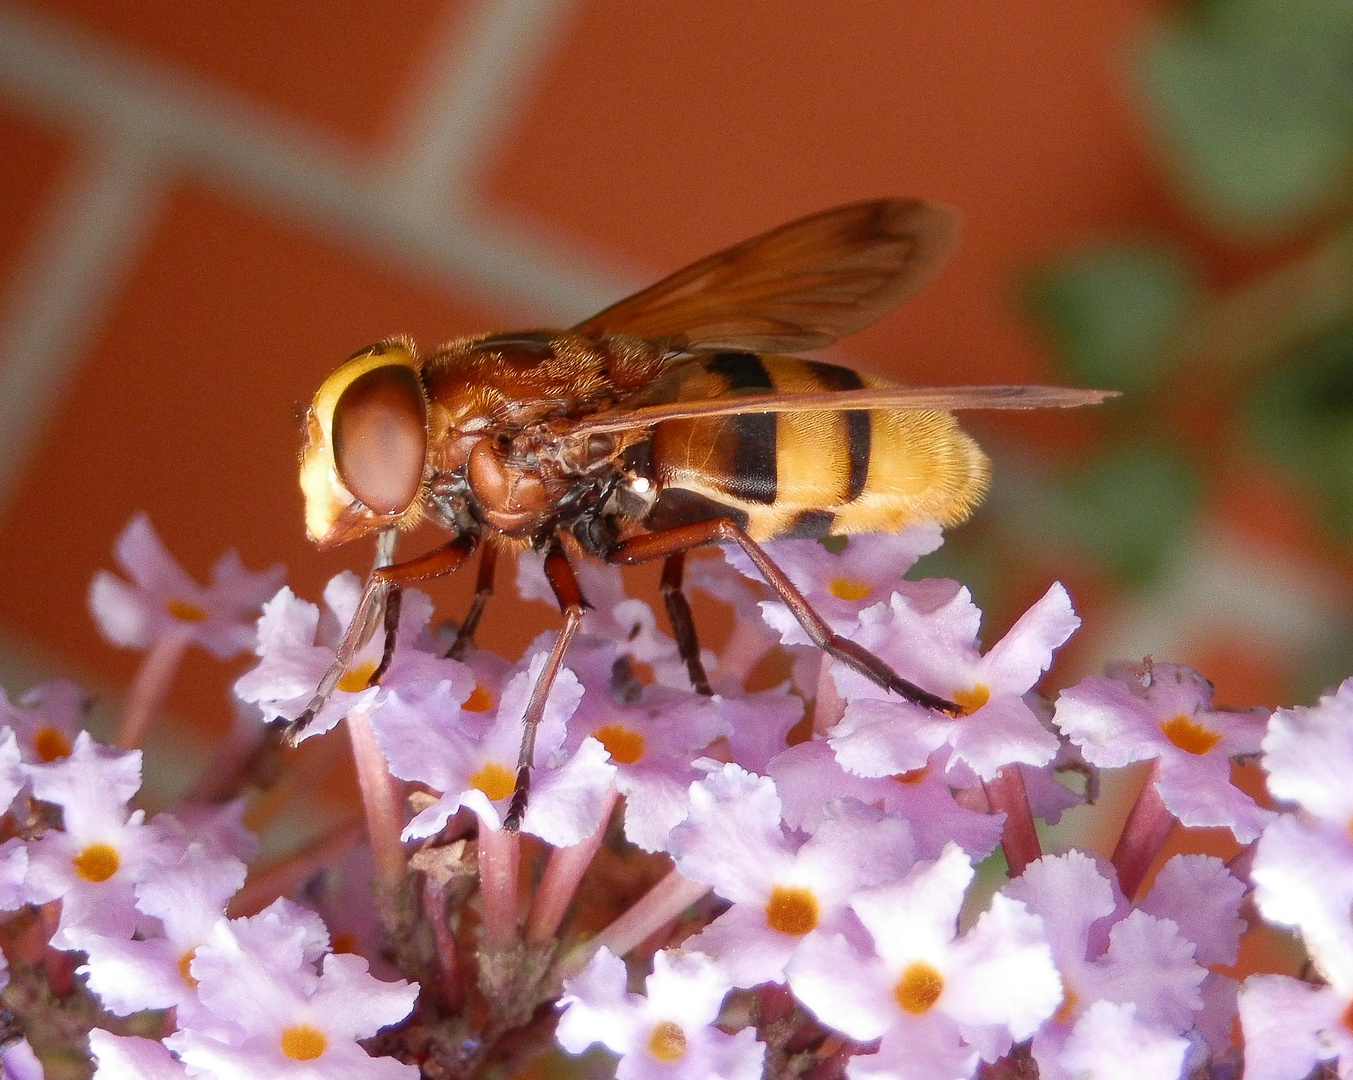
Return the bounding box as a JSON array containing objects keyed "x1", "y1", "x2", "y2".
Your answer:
[{"x1": 6, "y1": 0, "x2": 1288, "y2": 738}]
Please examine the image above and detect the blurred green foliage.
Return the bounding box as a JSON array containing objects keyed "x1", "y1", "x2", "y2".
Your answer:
[
  {"x1": 1021, "y1": 244, "x2": 1203, "y2": 587},
  {"x1": 1056, "y1": 444, "x2": 1202, "y2": 583},
  {"x1": 1249, "y1": 321, "x2": 1353, "y2": 533},
  {"x1": 1026, "y1": 245, "x2": 1195, "y2": 392},
  {"x1": 1139, "y1": 0, "x2": 1353, "y2": 232},
  {"x1": 1003, "y1": 0, "x2": 1353, "y2": 698}
]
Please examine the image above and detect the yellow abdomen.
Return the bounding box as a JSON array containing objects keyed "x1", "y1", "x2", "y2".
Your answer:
[{"x1": 644, "y1": 353, "x2": 990, "y2": 541}]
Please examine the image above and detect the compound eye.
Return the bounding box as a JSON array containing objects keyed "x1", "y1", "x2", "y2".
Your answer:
[{"x1": 332, "y1": 364, "x2": 427, "y2": 514}]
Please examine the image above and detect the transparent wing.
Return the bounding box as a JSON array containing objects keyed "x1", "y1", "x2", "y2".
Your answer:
[
  {"x1": 571, "y1": 199, "x2": 960, "y2": 354},
  {"x1": 572, "y1": 385, "x2": 1117, "y2": 435}
]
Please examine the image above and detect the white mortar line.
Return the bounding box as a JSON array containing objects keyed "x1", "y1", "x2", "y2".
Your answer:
[
  {"x1": 0, "y1": 1, "x2": 632, "y2": 322},
  {"x1": 0, "y1": 0, "x2": 648, "y2": 530},
  {"x1": 381, "y1": 0, "x2": 580, "y2": 213}
]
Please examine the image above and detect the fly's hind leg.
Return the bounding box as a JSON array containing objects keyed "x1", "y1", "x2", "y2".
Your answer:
[
  {"x1": 660, "y1": 552, "x2": 712, "y2": 696},
  {"x1": 604, "y1": 520, "x2": 959, "y2": 715},
  {"x1": 503, "y1": 537, "x2": 587, "y2": 832}
]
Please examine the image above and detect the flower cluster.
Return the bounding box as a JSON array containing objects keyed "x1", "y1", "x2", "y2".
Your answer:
[{"x1": 0, "y1": 515, "x2": 1346, "y2": 1078}]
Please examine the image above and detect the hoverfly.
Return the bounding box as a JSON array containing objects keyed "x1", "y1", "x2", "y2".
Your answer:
[{"x1": 292, "y1": 199, "x2": 1113, "y2": 828}]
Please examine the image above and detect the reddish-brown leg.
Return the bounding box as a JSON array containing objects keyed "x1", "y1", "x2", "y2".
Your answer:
[
  {"x1": 661, "y1": 552, "x2": 712, "y2": 695},
  {"x1": 370, "y1": 586, "x2": 402, "y2": 688},
  {"x1": 605, "y1": 520, "x2": 959, "y2": 715},
  {"x1": 282, "y1": 534, "x2": 480, "y2": 745},
  {"x1": 503, "y1": 539, "x2": 588, "y2": 832},
  {"x1": 447, "y1": 541, "x2": 499, "y2": 660}
]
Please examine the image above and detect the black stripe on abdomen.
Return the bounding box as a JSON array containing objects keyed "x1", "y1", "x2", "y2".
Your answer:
[
  {"x1": 802, "y1": 360, "x2": 870, "y2": 500},
  {"x1": 844, "y1": 411, "x2": 870, "y2": 501},
  {"x1": 774, "y1": 509, "x2": 836, "y2": 539},
  {"x1": 707, "y1": 352, "x2": 777, "y2": 504}
]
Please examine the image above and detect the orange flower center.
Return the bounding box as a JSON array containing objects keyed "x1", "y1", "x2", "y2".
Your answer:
[
  {"x1": 462, "y1": 684, "x2": 495, "y2": 712},
  {"x1": 166, "y1": 598, "x2": 208, "y2": 622},
  {"x1": 470, "y1": 762, "x2": 516, "y2": 803},
  {"x1": 894, "y1": 962, "x2": 944, "y2": 1014},
  {"x1": 765, "y1": 885, "x2": 819, "y2": 936},
  {"x1": 893, "y1": 767, "x2": 928, "y2": 785},
  {"x1": 73, "y1": 842, "x2": 120, "y2": 883},
  {"x1": 331, "y1": 932, "x2": 359, "y2": 954},
  {"x1": 595, "y1": 724, "x2": 646, "y2": 765},
  {"x1": 1159, "y1": 714, "x2": 1221, "y2": 755},
  {"x1": 178, "y1": 949, "x2": 199, "y2": 989},
  {"x1": 336, "y1": 660, "x2": 377, "y2": 693},
  {"x1": 33, "y1": 726, "x2": 72, "y2": 762},
  {"x1": 952, "y1": 684, "x2": 990, "y2": 715},
  {"x1": 1053, "y1": 981, "x2": 1078, "y2": 1025},
  {"x1": 280, "y1": 1024, "x2": 327, "y2": 1061},
  {"x1": 647, "y1": 1020, "x2": 687, "y2": 1062},
  {"x1": 828, "y1": 577, "x2": 872, "y2": 602}
]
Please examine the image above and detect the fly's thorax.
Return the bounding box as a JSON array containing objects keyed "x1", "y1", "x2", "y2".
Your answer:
[
  {"x1": 426, "y1": 420, "x2": 622, "y2": 540},
  {"x1": 422, "y1": 331, "x2": 665, "y2": 429}
]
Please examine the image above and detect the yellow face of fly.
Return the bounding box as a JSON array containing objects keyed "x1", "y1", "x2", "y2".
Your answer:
[{"x1": 299, "y1": 342, "x2": 424, "y2": 548}]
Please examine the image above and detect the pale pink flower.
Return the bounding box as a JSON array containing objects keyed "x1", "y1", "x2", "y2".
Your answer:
[
  {"x1": 89, "y1": 1031, "x2": 188, "y2": 1080},
  {"x1": 235, "y1": 573, "x2": 468, "y2": 740},
  {"x1": 557, "y1": 947, "x2": 764, "y2": 1080},
  {"x1": 90, "y1": 513, "x2": 283, "y2": 658},
  {"x1": 830, "y1": 583, "x2": 1076, "y2": 780},
  {"x1": 564, "y1": 640, "x2": 727, "y2": 851},
  {"x1": 722, "y1": 528, "x2": 946, "y2": 643},
  {"x1": 787, "y1": 844, "x2": 1061, "y2": 1080},
  {"x1": 24, "y1": 733, "x2": 185, "y2": 948},
  {"x1": 166, "y1": 898, "x2": 418, "y2": 1079},
  {"x1": 1054, "y1": 661, "x2": 1272, "y2": 842},
  {"x1": 670, "y1": 764, "x2": 916, "y2": 988},
  {"x1": 0, "y1": 679, "x2": 86, "y2": 764},
  {"x1": 379, "y1": 649, "x2": 615, "y2": 846},
  {"x1": 1003, "y1": 851, "x2": 1208, "y2": 1080}
]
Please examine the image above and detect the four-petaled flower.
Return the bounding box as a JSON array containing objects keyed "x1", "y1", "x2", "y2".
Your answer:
[
  {"x1": 558, "y1": 947, "x2": 765, "y2": 1080},
  {"x1": 1054, "y1": 660, "x2": 1273, "y2": 842},
  {"x1": 90, "y1": 514, "x2": 284, "y2": 659}
]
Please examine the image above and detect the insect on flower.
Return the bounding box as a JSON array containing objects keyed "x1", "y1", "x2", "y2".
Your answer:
[{"x1": 290, "y1": 199, "x2": 1113, "y2": 828}]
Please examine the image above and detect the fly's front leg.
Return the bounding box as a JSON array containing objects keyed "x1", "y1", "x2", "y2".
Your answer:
[
  {"x1": 282, "y1": 533, "x2": 480, "y2": 746},
  {"x1": 369, "y1": 586, "x2": 402, "y2": 688},
  {"x1": 660, "y1": 552, "x2": 712, "y2": 696},
  {"x1": 503, "y1": 538, "x2": 586, "y2": 833},
  {"x1": 605, "y1": 520, "x2": 960, "y2": 715},
  {"x1": 446, "y1": 542, "x2": 498, "y2": 660}
]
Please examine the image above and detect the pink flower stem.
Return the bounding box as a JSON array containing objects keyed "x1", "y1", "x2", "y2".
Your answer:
[
  {"x1": 558, "y1": 866, "x2": 710, "y2": 979},
  {"x1": 423, "y1": 874, "x2": 466, "y2": 1012},
  {"x1": 813, "y1": 655, "x2": 845, "y2": 734},
  {"x1": 1112, "y1": 764, "x2": 1176, "y2": 900},
  {"x1": 184, "y1": 717, "x2": 267, "y2": 803},
  {"x1": 345, "y1": 707, "x2": 407, "y2": 905},
  {"x1": 241, "y1": 733, "x2": 349, "y2": 832},
  {"x1": 983, "y1": 767, "x2": 1041, "y2": 878},
  {"x1": 115, "y1": 629, "x2": 192, "y2": 749},
  {"x1": 477, "y1": 821, "x2": 521, "y2": 952},
  {"x1": 227, "y1": 815, "x2": 365, "y2": 917},
  {"x1": 635, "y1": 915, "x2": 683, "y2": 958},
  {"x1": 717, "y1": 622, "x2": 774, "y2": 684},
  {"x1": 525, "y1": 790, "x2": 619, "y2": 945}
]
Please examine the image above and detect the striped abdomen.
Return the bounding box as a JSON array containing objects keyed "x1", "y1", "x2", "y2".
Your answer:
[{"x1": 642, "y1": 352, "x2": 990, "y2": 541}]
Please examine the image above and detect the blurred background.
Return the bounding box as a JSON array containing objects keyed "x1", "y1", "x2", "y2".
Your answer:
[{"x1": 1, "y1": 0, "x2": 1352, "y2": 757}]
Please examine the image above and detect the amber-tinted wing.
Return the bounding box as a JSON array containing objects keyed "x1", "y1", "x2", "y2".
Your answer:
[
  {"x1": 571, "y1": 199, "x2": 960, "y2": 355},
  {"x1": 571, "y1": 384, "x2": 1117, "y2": 436}
]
